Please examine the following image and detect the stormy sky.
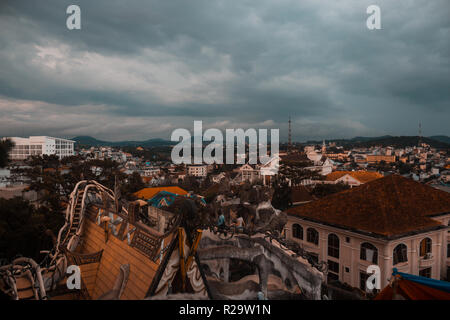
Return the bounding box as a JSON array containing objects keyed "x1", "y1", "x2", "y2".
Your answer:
[{"x1": 0, "y1": 0, "x2": 449, "y2": 142}]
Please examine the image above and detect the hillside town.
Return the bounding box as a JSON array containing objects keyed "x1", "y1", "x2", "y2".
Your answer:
[{"x1": 0, "y1": 133, "x2": 449, "y2": 300}]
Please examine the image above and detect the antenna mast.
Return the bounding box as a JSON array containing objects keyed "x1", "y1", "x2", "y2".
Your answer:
[{"x1": 288, "y1": 116, "x2": 292, "y2": 153}]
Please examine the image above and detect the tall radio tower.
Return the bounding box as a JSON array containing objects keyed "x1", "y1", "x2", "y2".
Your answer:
[
  {"x1": 288, "y1": 116, "x2": 292, "y2": 152},
  {"x1": 418, "y1": 121, "x2": 422, "y2": 147}
]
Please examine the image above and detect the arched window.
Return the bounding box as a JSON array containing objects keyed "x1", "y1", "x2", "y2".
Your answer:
[
  {"x1": 420, "y1": 238, "x2": 432, "y2": 257},
  {"x1": 360, "y1": 242, "x2": 378, "y2": 264},
  {"x1": 306, "y1": 228, "x2": 319, "y2": 245},
  {"x1": 393, "y1": 244, "x2": 408, "y2": 265},
  {"x1": 292, "y1": 224, "x2": 303, "y2": 240},
  {"x1": 328, "y1": 234, "x2": 340, "y2": 258}
]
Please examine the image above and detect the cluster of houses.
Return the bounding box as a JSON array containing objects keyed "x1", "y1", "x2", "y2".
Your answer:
[
  {"x1": 1, "y1": 136, "x2": 450, "y2": 298},
  {"x1": 290, "y1": 141, "x2": 450, "y2": 188}
]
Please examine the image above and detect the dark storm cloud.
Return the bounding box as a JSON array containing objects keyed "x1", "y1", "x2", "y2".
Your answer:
[{"x1": 0, "y1": 0, "x2": 449, "y2": 141}]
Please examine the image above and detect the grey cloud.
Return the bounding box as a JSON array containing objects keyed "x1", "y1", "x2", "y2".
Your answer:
[{"x1": 0, "y1": 0, "x2": 449, "y2": 141}]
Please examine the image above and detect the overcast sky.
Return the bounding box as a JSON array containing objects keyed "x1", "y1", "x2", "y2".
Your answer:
[{"x1": 0, "y1": 0, "x2": 448, "y2": 142}]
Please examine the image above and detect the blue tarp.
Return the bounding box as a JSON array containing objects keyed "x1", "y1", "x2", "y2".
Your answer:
[
  {"x1": 392, "y1": 268, "x2": 450, "y2": 293},
  {"x1": 147, "y1": 191, "x2": 206, "y2": 208}
]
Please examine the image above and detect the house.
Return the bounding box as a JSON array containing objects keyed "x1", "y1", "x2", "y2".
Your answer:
[
  {"x1": 285, "y1": 175, "x2": 450, "y2": 292},
  {"x1": 187, "y1": 164, "x2": 208, "y2": 177},
  {"x1": 238, "y1": 164, "x2": 261, "y2": 183},
  {"x1": 367, "y1": 155, "x2": 396, "y2": 164},
  {"x1": 306, "y1": 150, "x2": 323, "y2": 164},
  {"x1": 211, "y1": 172, "x2": 226, "y2": 183},
  {"x1": 290, "y1": 185, "x2": 314, "y2": 206},
  {"x1": 325, "y1": 171, "x2": 383, "y2": 187},
  {"x1": 259, "y1": 155, "x2": 280, "y2": 185},
  {"x1": 134, "y1": 186, "x2": 188, "y2": 200},
  {"x1": 6, "y1": 136, "x2": 74, "y2": 160}
]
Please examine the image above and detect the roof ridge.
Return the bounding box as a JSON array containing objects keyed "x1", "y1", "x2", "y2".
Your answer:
[{"x1": 287, "y1": 174, "x2": 449, "y2": 237}]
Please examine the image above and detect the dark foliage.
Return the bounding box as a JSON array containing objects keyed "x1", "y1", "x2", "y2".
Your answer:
[
  {"x1": 0, "y1": 198, "x2": 62, "y2": 261},
  {"x1": 310, "y1": 182, "x2": 350, "y2": 198},
  {"x1": 0, "y1": 139, "x2": 13, "y2": 168},
  {"x1": 271, "y1": 181, "x2": 292, "y2": 211}
]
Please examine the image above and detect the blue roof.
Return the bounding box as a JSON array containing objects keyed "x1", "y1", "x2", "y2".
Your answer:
[
  {"x1": 392, "y1": 268, "x2": 450, "y2": 293},
  {"x1": 147, "y1": 191, "x2": 206, "y2": 208}
]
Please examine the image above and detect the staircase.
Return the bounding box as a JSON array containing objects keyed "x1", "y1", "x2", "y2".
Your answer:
[
  {"x1": 15, "y1": 276, "x2": 38, "y2": 300},
  {"x1": 62, "y1": 189, "x2": 85, "y2": 246}
]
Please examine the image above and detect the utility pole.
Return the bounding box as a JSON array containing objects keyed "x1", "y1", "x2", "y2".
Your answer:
[
  {"x1": 418, "y1": 121, "x2": 422, "y2": 147},
  {"x1": 288, "y1": 116, "x2": 292, "y2": 153}
]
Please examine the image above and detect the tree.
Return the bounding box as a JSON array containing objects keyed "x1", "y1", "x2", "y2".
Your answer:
[
  {"x1": 271, "y1": 180, "x2": 292, "y2": 211},
  {"x1": 0, "y1": 197, "x2": 60, "y2": 261},
  {"x1": 21, "y1": 156, "x2": 129, "y2": 215},
  {"x1": 397, "y1": 161, "x2": 412, "y2": 175},
  {"x1": 0, "y1": 139, "x2": 13, "y2": 168},
  {"x1": 180, "y1": 175, "x2": 200, "y2": 193},
  {"x1": 310, "y1": 182, "x2": 350, "y2": 198},
  {"x1": 122, "y1": 171, "x2": 145, "y2": 199}
]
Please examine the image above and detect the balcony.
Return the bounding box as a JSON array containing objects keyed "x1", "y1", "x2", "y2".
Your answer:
[{"x1": 419, "y1": 253, "x2": 434, "y2": 268}]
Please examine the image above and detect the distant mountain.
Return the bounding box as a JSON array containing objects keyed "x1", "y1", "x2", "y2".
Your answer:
[
  {"x1": 304, "y1": 135, "x2": 392, "y2": 145},
  {"x1": 304, "y1": 135, "x2": 450, "y2": 149},
  {"x1": 72, "y1": 136, "x2": 107, "y2": 146},
  {"x1": 349, "y1": 135, "x2": 393, "y2": 143},
  {"x1": 73, "y1": 134, "x2": 450, "y2": 149},
  {"x1": 430, "y1": 135, "x2": 450, "y2": 144},
  {"x1": 72, "y1": 136, "x2": 176, "y2": 147}
]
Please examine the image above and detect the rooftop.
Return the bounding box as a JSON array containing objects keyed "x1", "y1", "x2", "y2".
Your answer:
[
  {"x1": 134, "y1": 186, "x2": 188, "y2": 200},
  {"x1": 325, "y1": 171, "x2": 383, "y2": 183},
  {"x1": 287, "y1": 175, "x2": 450, "y2": 238},
  {"x1": 291, "y1": 185, "x2": 314, "y2": 204}
]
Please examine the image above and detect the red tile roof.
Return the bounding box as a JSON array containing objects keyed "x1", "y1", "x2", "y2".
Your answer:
[
  {"x1": 291, "y1": 186, "x2": 314, "y2": 203},
  {"x1": 287, "y1": 175, "x2": 450, "y2": 238},
  {"x1": 134, "y1": 186, "x2": 188, "y2": 200},
  {"x1": 325, "y1": 171, "x2": 383, "y2": 183}
]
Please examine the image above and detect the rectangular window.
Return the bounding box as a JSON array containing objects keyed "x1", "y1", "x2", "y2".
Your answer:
[
  {"x1": 328, "y1": 272, "x2": 339, "y2": 282},
  {"x1": 308, "y1": 252, "x2": 319, "y2": 264},
  {"x1": 360, "y1": 271, "x2": 369, "y2": 291},
  {"x1": 328, "y1": 260, "x2": 339, "y2": 281},
  {"x1": 419, "y1": 267, "x2": 431, "y2": 278}
]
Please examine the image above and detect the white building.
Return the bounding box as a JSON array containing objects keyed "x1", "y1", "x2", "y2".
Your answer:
[
  {"x1": 0, "y1": 168, "x2": 10, "y2": 188},
  {"x1": 7, "y1": 136, "x2": 75, "y2": 160},
  {"x1": 187, "y1": 164, "x2": 208, "y2": 177}
]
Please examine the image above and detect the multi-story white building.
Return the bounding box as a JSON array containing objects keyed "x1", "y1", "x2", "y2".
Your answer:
[
  {"x1": 286, "y1": 175, "x2": 450, "y2": 292},
  {"x1": 187, "y1": 164, "x2": 208, "y2": 177},
  {"x1": 7, "y1": 136, "x2": 75, "y2": 160}
]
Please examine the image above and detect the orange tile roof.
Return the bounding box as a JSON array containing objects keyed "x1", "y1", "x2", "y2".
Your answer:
[
  {"x1": 287, "y1": 175, "x2": 450, "y2": 238},
  {"x1": 133, "y1": 186, "x2": 188, "y2": 200},
  {"x1": 141, "y1": 176, "x2": 153, "y2": 183},
  {"x1": 291, "y1": 186, "x2": 314, "y2": 203},
  {"x1": 326, "y1": 171, "x2": 383, "y2": 183}
]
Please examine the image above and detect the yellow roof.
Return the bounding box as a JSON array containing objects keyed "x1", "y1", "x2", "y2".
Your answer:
[
  {"x1": 133, "y1": 186, "x2": 188, "y2": 200},
  {"x1": 326, "y1": 171, "x2": 383, "y2": 183}
]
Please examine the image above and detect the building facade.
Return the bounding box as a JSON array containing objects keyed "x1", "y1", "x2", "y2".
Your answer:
[
  {"x1": 286, "y1": 175, "x2": 450, "y2": 292},
  {"x1": 285, "y1": 216, "x2": 450, "y2": 291},
  {"x1": 7, "y1": 136, "x2": 75, "y2": 160},
  {"x1": 366, "y1": 154, "x2": 396, "y2": 164},
  {"x1": 187, "y1": 164, "x2": 208, "y2": 177}
]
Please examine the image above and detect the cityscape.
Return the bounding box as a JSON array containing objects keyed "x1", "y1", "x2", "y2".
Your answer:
[
  {"x1": 0, "y1": 0, "x2": 449, "y2": 308},
  {"x1": 1, "y1": 131, "x2": 449, "y2": 301}
]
